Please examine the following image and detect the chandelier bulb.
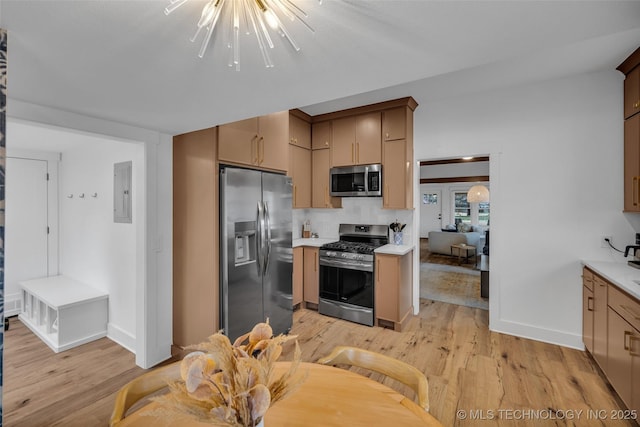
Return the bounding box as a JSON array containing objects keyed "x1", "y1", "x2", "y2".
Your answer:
[{"x1": 264, "y1": 9, "x2": 279, "y2": 30}]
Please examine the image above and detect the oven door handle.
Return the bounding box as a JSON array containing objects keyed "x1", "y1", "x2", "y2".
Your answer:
[{"x1": 319, "y1": 257, "x2": 374, "y2": 272}]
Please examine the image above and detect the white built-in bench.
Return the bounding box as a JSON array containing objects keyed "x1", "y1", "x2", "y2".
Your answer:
[{"x1": 19, "y1": 275, "x2": 109, "y2": 353}]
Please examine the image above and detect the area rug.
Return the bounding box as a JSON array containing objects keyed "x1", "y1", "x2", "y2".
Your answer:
[{"x1": 420, "y1": 262, "x2": 488, "y2": 310}]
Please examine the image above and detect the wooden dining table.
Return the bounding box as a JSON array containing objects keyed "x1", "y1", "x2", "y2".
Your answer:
[{"x1": 117, "y1": 361, "x2": 443, "y2": 426}]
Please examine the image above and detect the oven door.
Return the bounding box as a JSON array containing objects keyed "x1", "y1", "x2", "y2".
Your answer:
[{"x1": 319, "y1": 257, "x2": 374, "y2": 309}]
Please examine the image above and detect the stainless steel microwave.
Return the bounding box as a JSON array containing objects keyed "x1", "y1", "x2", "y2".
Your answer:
[{"x1": 329, "y1": 164, "x2": 382, "y2": 197}]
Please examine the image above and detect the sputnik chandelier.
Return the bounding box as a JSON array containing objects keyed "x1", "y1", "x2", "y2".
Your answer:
[{"x1": 165, "y1": 0, "x2": 319, "y2": 69}]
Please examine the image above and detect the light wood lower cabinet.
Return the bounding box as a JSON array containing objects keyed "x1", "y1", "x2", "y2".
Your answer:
[
  {"x1": 583, "y1": 266, "x2": 640, "y2": 414},
  {"x1": 303, "y1": 247, "x2": 319, "y2": 307},
  {"x1": 593, "y1": 274, "x2": 609, "y2": 369},
  {"x1": 292, "y1": 247, "x2": 304, "y2": 307},
  {"x1": 607, "y1": 282, "x2": 640, "y2": 414},
  {"x1": 582, "y1": 269, "x2": 594, "y2": 353},
  {"x1": 375, "y1": 251, "x2": 413, "y2": 331}
]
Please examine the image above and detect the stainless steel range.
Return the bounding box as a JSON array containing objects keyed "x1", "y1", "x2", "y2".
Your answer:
[{"x1": 319, "y1": 224, "x2": 389, "y2": 326}]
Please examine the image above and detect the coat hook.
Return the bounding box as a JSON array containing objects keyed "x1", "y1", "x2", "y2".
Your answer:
[
  {"x1": 67, "y1": 194, "x2": 73, "y2": 198},
  {"x1": 91, "y1": 193, "x2": 98, "y2": 198},
  {"x1": 79, "y1": 193, "x2": 85, "y2": 198}
]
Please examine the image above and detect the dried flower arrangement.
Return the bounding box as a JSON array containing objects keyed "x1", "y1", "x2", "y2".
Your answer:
[{"x1": 151, "y1": 320, "x2": 305, "y2": 427}]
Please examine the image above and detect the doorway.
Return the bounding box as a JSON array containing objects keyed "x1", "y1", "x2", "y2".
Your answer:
[
  {"x1": 4, "y1": 157, "x2": 51, "y2": 316},
  {"x1": 418, "y1": 156, "x2": 489, "y2": 311}
]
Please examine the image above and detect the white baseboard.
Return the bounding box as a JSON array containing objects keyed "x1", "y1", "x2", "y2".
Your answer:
[
  {"x1": 490, "y1": 318, "x2": 585, "y2": 350},
  {"x1": 107, "y1": 323, "x2": 136, "y2": 354}
]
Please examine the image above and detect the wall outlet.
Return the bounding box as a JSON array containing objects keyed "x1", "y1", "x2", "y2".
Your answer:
[{"x1": 601, "y1": 235, "x2": 612, "y2": 248}]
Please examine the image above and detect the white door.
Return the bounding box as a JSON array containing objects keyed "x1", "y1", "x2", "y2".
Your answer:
[
  {"x1": 5, "y1": 157, "x2": 49, "y2": 313},
  {"x1": 419, "y1": 187, "x2": 442, "y2": 237}
]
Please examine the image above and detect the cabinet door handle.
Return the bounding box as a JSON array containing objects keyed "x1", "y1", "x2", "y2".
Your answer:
[
  {"x1": 252, "y1": 134, "x2": 259, "y2": 164},
  {"x1": 376, "y1": 259, "x2": 380, "y2": 282},
  {"x1": 314, "y1": 256, "x2": 317, "y2": 272},
  {"x1": 385, "y1": 132, "x2": 390, "y2": 140},
  {"x1": 634, "y1": 176, "x2": 639, "y2": 207},
  {"x1": 324, "y1": 186, "x2": 329, "y2": 207},
  {"x1": 624, "y1": 330, "x2": 633, "y2": 351},
  {"x1": 620, "y1": 304, "x2": 640, "y2": 321},
  {"x1": 587, "y1": 296, "x2": 594, "y2": 311},
  {"x1": 325, "y1": 140, "x2": 329, "y2": 147},
  {"x1": 351, "y1": 143, "x2": 355, "y2": 163},
  {"x1": 630, "y1": 335, "x2": 640, "y2": 356},
  {"x1": 356, "y1": 142, "x2": 360, "y2": 163},
  {"x1": 258, "y1": 137, "x2": 265, "y2": 164},
  {"x1": 293, "y1": 185, "x2": 297, "y2": 206}
]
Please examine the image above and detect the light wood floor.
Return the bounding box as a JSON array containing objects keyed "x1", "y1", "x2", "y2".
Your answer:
[{"x1": 4, "y1": 302, "x2": 637, "y2": 426}]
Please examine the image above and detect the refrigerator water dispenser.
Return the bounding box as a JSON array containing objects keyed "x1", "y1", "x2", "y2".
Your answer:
[{"x1": 234, "y1": 221, "x2": 256, "y2": 266}]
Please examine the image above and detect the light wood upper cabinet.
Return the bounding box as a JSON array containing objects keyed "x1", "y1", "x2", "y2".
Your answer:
[
  {"x1": 290, "y1": 145, "x2": 311, "y2": 209},
  {"x1": 619, "y1": 47, "x2": 640, "y2": 214},
  {"x1": 331, "y1": 112, "x2": 381, "y2": 166},
  {"x1": 218, "y1": 111, "x2": 289, "y2": 172},
  {"x1": 382, "y1": 138, "x2": 413, "y2": 209},
  {"x1": 625, "y1": 114, "x2": 640, "y2": 212},
  {"x1": 375, "y1": 251, "x2": 413, "y2": 331},
  {"x1": 382, "y1": 107, "x2": 407, "y2": 141},
  {"x1": 624, "y1": 66, "x2": 640, "y2": 120},
  {"x1": 218, "y1": 117, "x2": 259, "y2": 166},
  {"x1": 289, "y1": 114, "x2": 311, "y2": 149},
  {"x1": 312, "y1": 121, "x2": 331, "y2": 150},
  {"x1": 258, "y1": 111, "x2": 289, "y2": 171},
  {"x1": 312, "y1": 148, "x2": 342, "y2": 209}
]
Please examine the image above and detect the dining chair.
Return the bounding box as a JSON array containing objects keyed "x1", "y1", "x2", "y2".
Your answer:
[
  {"x1": 110, "y1": 360, "x2": 181, "y2": 426},
  {"x1": 317, "y1": 346, "x2": 430, "y2": 412}
]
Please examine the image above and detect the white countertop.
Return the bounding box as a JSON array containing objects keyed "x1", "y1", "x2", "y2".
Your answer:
[
  {"x1": 293, "y1": 238, "x2": 337, "y2": 248},
  {"x1": 374, "y1": 244, "x2": 414, "y2": 256},
  {"x1": 582, "y1": 260, "x2": 640, "y2": 300}
]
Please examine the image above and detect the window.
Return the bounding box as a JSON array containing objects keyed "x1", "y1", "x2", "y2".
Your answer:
[
  {"x1": 452, "y1": 190, "x2": 490, "y2": 226},
  {"x1": 422, "y1": 193, "x2": 438, "y2": 205},
  {"x1": 478, "y1": 201, "x2": 490, "y2": 226},
  {"x1": 453, "y1": 192, "x2": 471, "y2": 224}
]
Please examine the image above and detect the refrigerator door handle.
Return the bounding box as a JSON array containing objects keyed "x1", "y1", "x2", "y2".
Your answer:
[
  {"x1": 256, "y1": 201, "x2": 264, "y2": 275},
  {"x1": 263, "y1": 201, "x2": 272, "y2": 276}
]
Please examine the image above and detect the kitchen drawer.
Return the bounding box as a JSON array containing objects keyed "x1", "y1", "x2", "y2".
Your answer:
[
  {"x1": 582, "y1": 267, "x2": 594, "y2": 292},
  {"x1": 608, "y1": 284, "x2": 640, "y2": 332}
]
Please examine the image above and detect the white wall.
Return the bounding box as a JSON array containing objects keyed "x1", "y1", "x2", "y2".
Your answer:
[
  {"x1": 59, "y1": 141, "x2": 144, "y2": 351},
  {"x1": 414, "y1": 69, "x2": 636, "y2": 348}
]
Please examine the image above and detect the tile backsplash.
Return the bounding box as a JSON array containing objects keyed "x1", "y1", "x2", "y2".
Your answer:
[{"x1": 293, "y1": 197, "x2": 414, "y2": 244}]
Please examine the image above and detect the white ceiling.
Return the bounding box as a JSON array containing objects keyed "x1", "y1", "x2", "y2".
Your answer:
[{"x1": 2, "y1": 0, "x2": 640, "y2": 137}]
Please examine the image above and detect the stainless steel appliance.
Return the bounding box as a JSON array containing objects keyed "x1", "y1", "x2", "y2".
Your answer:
[
  {"x1": 319, "y1": 224, "x2": 388, "y2": 326},
  {"x1": 220, "y1": 166, "x2": 293, "y2": 341},
  {"x1": 329, "y1": 164, "x2": 382, "y2": 197}
]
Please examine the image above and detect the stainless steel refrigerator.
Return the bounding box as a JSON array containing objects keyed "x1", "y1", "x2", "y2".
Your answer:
[{"x1": 220, "y1": 166, "x2": 293, "y2": 342}]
